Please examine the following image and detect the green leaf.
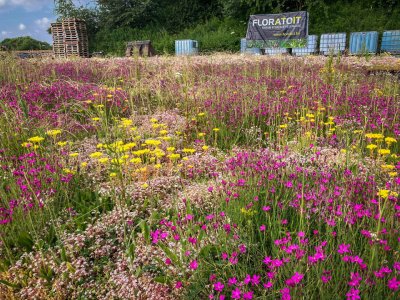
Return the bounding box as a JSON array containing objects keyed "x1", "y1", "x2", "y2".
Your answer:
[
  {"x1": 139, "y1": 219, "x2": 150, "y2": 243},
  {"x1": 0, "y1": 279, "x2": 21, "y2": 289},
  {"x1": 159, "y1": 243, "x2": 180, "y2": 266},
  {"x1": 154, "y1": 276, "x2": 171, "y2": 284}
]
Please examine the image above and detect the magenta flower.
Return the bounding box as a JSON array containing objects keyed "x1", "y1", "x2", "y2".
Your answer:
[
  {"x1": 231, "y1": 288, "x2": 241, "y2": 299},
  {"x1": 259, "y1": 224, "x2": 266, "y2": 231},
  {"x1": 388, "y1": 277, "x2": 399, "y2": 291},
  {"x1": 338, "y1": 244, "x2": 351, "y2": 254},
  {"x1": 214, "y1": 281, "x2": 224, "y2": 292},
  {"x1": 189, "y1": 260, "x2": 198, "y2": 270},
  {"x1": 243, "y1": 290, "x2": 253, "y2": 300},
  {"x1": 346, "y1": 288, "x2": 361, "y2": 300},
  {"x1": 280, "y1": 287, "x2": 291, "y2": 300},
  {"x1": 285, "y1": 272, "x2": 304, "y2": 287},
  {"x1": 165, "y1": 258, "x2": 172, "y2": 265},
  {"x1": 175, "y1": 281, "x2": 183, "y2": 289},
  {"x1": 228, "y1": 277, "x2": 237, "y2": 286},
  {"x1": 263, "y1": 281, "x2": 273, "y2": 289},
  {"x1": 262, "y1": 205, "x2": 271, "y2": 211}
]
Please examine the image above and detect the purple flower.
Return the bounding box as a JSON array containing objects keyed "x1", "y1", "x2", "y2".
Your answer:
[
  {"x1": 231, "y1": 288, "x2": 241, "y2": 299},
  {"x1": 228, "y1": 277, "x2": 237, "y2": 286},
  {"x1": 280, "y1": 287, "x2": 291, "y2": 300},
  {"x1": 243, "y1": 291, "x2": 253, "y2": 300},
  {"x1": 286, "y1": 272, "x2": 304, "y2": 287},
  {"x1": 338, "y1": 244, "x2": 351, "y2": 254},
  {"x1": 388, "y1": 277, "x2": 399, "y2": 291},
  {"x1": 346, "y1": 288, "x2": 361, "y2": 300},
  {"x1": 189, "y1": 260, "x2": 198, "y2": 270},
  {"x1": 214, "y1": 281, "x2": 224, "y2": 292}
]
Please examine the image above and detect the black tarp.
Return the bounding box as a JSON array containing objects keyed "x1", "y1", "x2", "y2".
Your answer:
[{"x1": 246, "y1": 11, "x2": 308, "y2": 48}]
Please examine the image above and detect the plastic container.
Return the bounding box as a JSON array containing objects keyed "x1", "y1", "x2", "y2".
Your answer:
[
  {"x1": 349, "y1": 31, "x2": 378, "y2": 54},
  {"x1": 381, "y1": 30, "x2": 400, "y2": 54},
  {"x1": 175, "y1": 40, "x2": 199, "y2": 55},
  {"x1": 320, "y1": 33, "x2": 346, "y2": 55},
  {"x1": 264, "y1": 48, "x2": 288, "y2": 55},
  {"x1": 293, "y1": 35, "x2": 318, "y2": 56}
]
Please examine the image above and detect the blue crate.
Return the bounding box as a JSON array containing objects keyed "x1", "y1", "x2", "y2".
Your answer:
[
  {"x1": 320, "y1": 33, "x2": 346, "y2": 55},
  {"x1": 175, "y1": 40, "x2": 199, "y2": 55},
  {"x1": 293, "y1": 35, "x2": 318, "y2": 56},
  {"x1": 349, "y1": 31, "x2": 378, "y2": 55},
  {"x1": 381, "y1": 30, "x2": 400, "y2": 54}
]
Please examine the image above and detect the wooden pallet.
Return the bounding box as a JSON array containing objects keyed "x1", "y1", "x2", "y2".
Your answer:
[{"x1": 51, "y1": 19, "x2": 89, "y2": 58}]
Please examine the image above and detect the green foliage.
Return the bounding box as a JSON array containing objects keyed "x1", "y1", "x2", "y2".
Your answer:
[
  {"x1": 53, "y1": 0, "x2": 400, "y2": 55},
  {"x1": 0, "y1": 37, "x2": 51, "y2": 51}
]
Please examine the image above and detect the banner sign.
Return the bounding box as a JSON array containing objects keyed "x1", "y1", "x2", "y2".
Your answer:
[{"x1": 246, "y1": 11, "x2": 308, "y2": 48}]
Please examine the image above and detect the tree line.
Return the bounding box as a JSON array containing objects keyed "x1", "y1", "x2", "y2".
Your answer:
[{"x1": 53, "y1": 0, "x2": 400, "y2": 54}]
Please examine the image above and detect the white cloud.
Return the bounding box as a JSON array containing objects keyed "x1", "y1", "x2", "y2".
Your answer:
[
  {"x1": 0, "y1": 0, "x2": 52, "y2": 11},
  {"x1": 35, "y1": 17, "x2": 51, "y2": 29},
  {"x1": 1, "y1": 30, "x2": 8, "y2": 36},
  {"x1": 18, "y1": 23, "x2": 25, "y2": 30}
]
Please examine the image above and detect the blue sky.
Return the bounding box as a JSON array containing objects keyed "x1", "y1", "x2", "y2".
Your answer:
[{"x1": 0, "y1": 0, "x2": 90, "y2": 44}]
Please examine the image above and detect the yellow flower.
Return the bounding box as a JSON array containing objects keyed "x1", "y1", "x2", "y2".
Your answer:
[
  {"x1": 159, "y1": 130, "x2": 168, "y2": 136},
  {"x1": 202, "y1": 145, "x2": 209, "y2": 151},
  {"x1": 366, "y1": 144, "x2": 377, "y2": 150},
  {"x1": 69, "y1": 152, "x2": 79, "y2": 157},
  {"x1": 89, "y1": 152, "x2": 103, "y2": 159},
  {"x1": 57, "y1": 141, "x2": 68, "y2": 147},
  {"x1": 378, "y1": 149, "x2": 390, "y2": 155},
  {"x1": 154, "y1": 163, "x2": 162, "y2": 169},
  {"x1": 381, "y1": 164, "x2": 395, "y2": 170},
  {"x1": 63, "y1": 168, "x2": 75, "y2": 174},
  {"x1": 182, "y1": 157, "x2": 189, "y2": 161},
  {"x1": 98, "y1": 157, "x2": 109, "y2": 164},
  {"x1": 109, "y1": 172, "x2": 117, "y2": 178},
  {"x1": 46, "y1": 129, "x2": 62, "y2": 137},
  {"x1": 92, "y1": 117, "x2": 100, "y2": 121},
  {"x1": 130, "y1": 157, "x2": 142, "y2": 164},
  {"x1": 340, "y1": 149, "x2": 347, "y2": 154},
  {"x1": 145, "y1": 139, "x2": 162, "y2": 147},
  {"x1": 306, "y1": 113, "x2": 315, "y2": 118},
  {"x1": 81, "y1": 162, "x2": 88, "y2": 167},
  {"x1": 167, "y1": 147, "x2": 175, "y2": 152},
  {"x1": 353, "y1": 130, "x2": 362, "y2": 134},
  {"x1": 141, "y1": 183, "x2": 149, "y2": 189},
  {"x1": 182, "y1": 148, "x2": 196, "y2": 154},
  {"x1": 198, "y1": 132, "x2": 206, "y2": 137},
  {"x1": 175, "y1": 131, "x2": 182, "y2": 135},
  {"x1": 389, "y1": 172, "x2": 398, "y2": 177},
  {"x1": 28, "y1": 136, "x2": 44, "y2": 143},
  {"x1": 168, "y1": 153, "x2": 180, "y2": 160},
  {"x1": 365, "y1": 133, "x2": 384, "y2": 139},
  {"x1": 213, "y1": 128, "x2": 220, "y2": 132},
  {"x1": 150, "y1": 118, "x2": 158, "y2": 123},
  {"x1": 21, "y1": 142, "x2": 32, "y2": 148},
  {"x1": 111, "y1": 158, "x2": 124, "y2": 165},
  {"x1": 377, "y1": 189, "x2": 398, "y2": 199},
  {"x1": 279, "y1": 124, "x2": 288, "y2": 129},
  {"x1": 122, "y1": 142, "x2": 136, "y2": 151},
  {"x1": 152, "y1": 148, "x2": 165, "y2": 158},
  {"x1": 385, "y1": 137, "x2": 397, "y2": 145},
  {"x1": 197, "y1": 112, "x2": 205, "y2": 117},
  {"x1": 160, "y1": 136, "x2": 172, "y2": 141}
]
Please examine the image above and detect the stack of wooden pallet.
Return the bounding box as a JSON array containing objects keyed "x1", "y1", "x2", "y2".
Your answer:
[
  {"x1": 51, "y1": 22, "x2": 64, "y2": 58},
  {"x1": 51, "y1": 18, "x2": 89, "y2": 58}
]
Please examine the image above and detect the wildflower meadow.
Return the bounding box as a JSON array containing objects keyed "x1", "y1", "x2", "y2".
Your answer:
[{"x1": 0, "y1": 54, "x2": 399, "y2": 299}]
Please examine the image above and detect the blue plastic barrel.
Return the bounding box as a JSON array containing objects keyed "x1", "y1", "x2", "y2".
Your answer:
[
  {"x1": 349, "y1": 31, "x2": 378, "y2": 55},
  {"x1": 320, "y1": 33, "x2": 346, "y2": 55},
  {"x1": 175, "y1": 40, "x2": 199, "y2": 55},
  {"x1": 293, "y1": 35, "x2": 318, "y2": 56},
  {"x1": 381, "y1": 30, "x2": 400, "y2": 54}
]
